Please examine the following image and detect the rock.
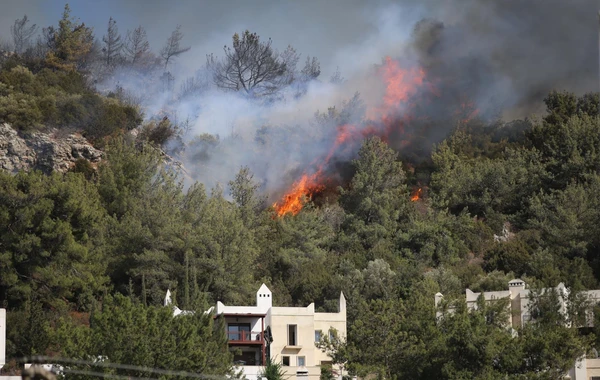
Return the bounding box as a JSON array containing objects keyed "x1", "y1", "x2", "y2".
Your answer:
[{"x1": 0, "y1": 123, "x2": 103, "y2": 174}]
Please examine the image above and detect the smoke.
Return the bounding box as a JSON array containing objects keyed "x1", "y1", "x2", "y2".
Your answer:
[
  {"x1": 111, "y1": 0, "x2": 598, "y2": 198},
  {"x1": 3, "y1": 0, "x2": 597, "y2": 198}
]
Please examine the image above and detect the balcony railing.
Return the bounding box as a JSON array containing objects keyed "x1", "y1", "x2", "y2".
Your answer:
[{"x1": 227, "y1": 330, "x2": 264, "y2": 344}]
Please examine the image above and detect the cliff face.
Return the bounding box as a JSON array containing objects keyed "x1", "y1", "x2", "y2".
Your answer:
[{"x1": 0, "y1": 123, "x2": 103, "y2": 174}]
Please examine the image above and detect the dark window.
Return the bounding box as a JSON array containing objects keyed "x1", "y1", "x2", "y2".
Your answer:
[
  {"x1": 233, "y1": 350, "x2": 257, "y2": 365},
  {"x1": 288, "y1": 324, "x2": 297, "y2": 345},
  {"x1": 282, "y1": 356, "x2": 290, "y2": 366},
  {"x1": 228, "y1": 323, "x2": 251, "y2": 341}
]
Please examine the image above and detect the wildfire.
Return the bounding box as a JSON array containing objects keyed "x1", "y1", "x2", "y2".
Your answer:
[
  {"x1": 273, "y1": 173, "x2": 324, "y2": 217},
  {"x1": 410, "y1": 188, "x2": 422, "y2": 202},
  {"x1": 368, "y1": 56, "x2": 426, "y2": 135},
  {"x1": 274, "y1": 57, "x2": 429, "y2": 217},
  {"x1": 273, "y1": 56, "x2": 471, "y2": 217},
  {"x1": 456, "y1": 100, "x2": 479, "y2": 125}
]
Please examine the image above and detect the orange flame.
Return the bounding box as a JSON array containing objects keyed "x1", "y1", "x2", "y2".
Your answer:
[
  {"x1": 273, "y1": 173, "x2": 324, "y2": 217},
  {"x1": 410, "y1": 188, "x2": 422, "y2": 202},
  {"x1": 456, "y1": 100, "x2": 479, "y2": 125},
  {"x1": 274, "y1": 57, "x2": 436, "y2": 217},
  {"x1": 367, "y1": 57, "x2": 426, "y2": 133}
]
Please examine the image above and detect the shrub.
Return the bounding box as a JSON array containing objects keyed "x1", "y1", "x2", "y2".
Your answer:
[
  {"x1": 0, "y1": 93, "x2": 43, "y2": 130},
  {"x1": 139, "y1": 118, "x2": 177, "y2": 146}
]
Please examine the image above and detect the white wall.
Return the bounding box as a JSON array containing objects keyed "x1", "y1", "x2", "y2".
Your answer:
[{"x1": 0, "y1": 309, "x2": 5, "y2": 367}]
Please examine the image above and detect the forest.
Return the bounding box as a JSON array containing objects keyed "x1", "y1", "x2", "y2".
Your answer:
[{"x1": 1, "y1": 4, "x2": 600, "y2": 380}]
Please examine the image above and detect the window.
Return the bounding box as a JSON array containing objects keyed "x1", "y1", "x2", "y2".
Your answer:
[
  {"x1": 297, "y1": 356, "x2": 305, "y2": 367},
  {"x1": 288, "y1": 324, "x2": 297, "y2": 346},
  {"x1": 282, "y1": 356, "x2": 290, "y2": 366},
  {"x1": 315, "y1": 330, "x2": 322, "y2": 342},
  {"x1": 328, "y1": 329, "x2": 335, "y2": 341},
  {"x1": 227, "y1": 323, "x2": 251, "y2": 341}
]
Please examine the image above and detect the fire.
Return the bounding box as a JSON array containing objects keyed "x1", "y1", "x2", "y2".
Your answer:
[
  {"x1": 274, "y1": 57, "x2": 429, "y2": 217},
  {"x1": 367, "y1": 56, "x2": 426, "y2": 135},
  {"x1": 273, "y1": 173, "x2": 324, "y2": 217},
  {"x1": 410, "y1": 188, "x2": 422, "y2": 202},
  {"x1": 456, "y1": 100, "x2": 479, "y2": 125},
  {"x1": 273, "y1": 56, "x2": 468, "y2": 217}
]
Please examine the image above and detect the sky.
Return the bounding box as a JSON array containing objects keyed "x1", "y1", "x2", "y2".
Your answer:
[{"x1": 0, "y1": 0, "x2": 396, "y2": 76}]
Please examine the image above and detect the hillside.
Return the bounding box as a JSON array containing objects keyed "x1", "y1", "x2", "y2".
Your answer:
[{"x1": 1, "y1": 4, "x2": 600, "y2": 379}]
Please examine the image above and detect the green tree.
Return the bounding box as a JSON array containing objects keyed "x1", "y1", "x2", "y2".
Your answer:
[
  {"x1": 0, "y1": 170, "x2": 108, "y2": 310},
  {"x1": 228, "y1": 166, "x2": 265, "y2": 228},
  {"x1": 45, "y1": 4, "x2": 94, "y2": 72},
  {"x1": 258, "y1": 203, "x2": 335, "y2": 306},
  {"x1": 193, "y1": 187, "x2": 258, "y2": 304},
  {"x1": 337, "y1": 136, "x2": 409, "y2": 266},
  {"x1": 50, "y1": 294, "x2": 233, "y2": 378}
]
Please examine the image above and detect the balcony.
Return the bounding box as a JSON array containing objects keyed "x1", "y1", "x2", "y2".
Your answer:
[{"x1": 227, "y1": 330, "x2": 264, "y2": 345}]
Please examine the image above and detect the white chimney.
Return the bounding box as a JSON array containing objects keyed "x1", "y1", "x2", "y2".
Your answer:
[{"x1": 256, "y1": 284, "x2": 272, "y2": 312}]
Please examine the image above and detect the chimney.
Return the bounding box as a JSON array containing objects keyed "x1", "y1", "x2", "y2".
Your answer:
[
  {"x1": 339, "y1": 292, "x2": 346, "y2": 314},
  {"x1": 435, "y1": 292, "x2": 443, "y2": 307},
  {"x1": 508, "y1": 279, "x2": 526, "y2": 299},
  {"x1": 256, "y1": 284, "x2": 272, "y2": 312}
]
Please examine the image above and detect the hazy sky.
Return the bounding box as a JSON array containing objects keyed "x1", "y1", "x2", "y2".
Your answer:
[
  {"x1": 0, "y1": 0, "x2": 399, "y2": 76},
  {"x1": 1, "y1": 0, "x2": 597, "y2": 88}
]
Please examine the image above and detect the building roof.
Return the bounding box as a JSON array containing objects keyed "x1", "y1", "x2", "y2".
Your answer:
[{"x1": 219, "y1": 312, "x2": 267, "y2": 317}]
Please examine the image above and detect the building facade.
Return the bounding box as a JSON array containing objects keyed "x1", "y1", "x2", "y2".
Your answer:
[
  {"x1": 435, "y1": 279, "x2": 600, "y2": 380},
  {"x1": 434, "y1": 279, "x2": 600, "y2": 329},
  {"x1": 165, "y1": 284, "x2": 346, "y2": 380}
]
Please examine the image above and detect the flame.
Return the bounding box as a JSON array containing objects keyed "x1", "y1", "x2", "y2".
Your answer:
[
  {"x1": 456, "y1": 100, "x2": 479, "y2": 125},
  {"x1": 410, "y1": 188, "x2": 422, "y2": 202},
  {"x1": 367, "y1": 57, "x2": 426, "y2": 135},
  {"x1": 274, "y1": 57, "x2": 443, "y2": 217},
  {"x1": 273, "y1": 173, "x2": 324, "y2": 217}
]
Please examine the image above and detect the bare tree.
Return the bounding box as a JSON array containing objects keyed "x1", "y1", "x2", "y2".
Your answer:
[
  {"x1": 179, "y1": 74, "x2": 209, "y2": 99},
  {"x1": 279, "y1": 45, "x2": 300, "y2": 84},
  {"x1": 160, "y1": 25, "x2": 190, "y2": 70},
  {"x1": 207, "y1": 30, "x2": 291, "y2": 97},
  {"x1": 330, "y1": 66, "x2": 345, "y2": 84},
  {"x1": 292, "y1": 55, "x2": 321, "y2": 98},
  {"x1": 102, "y1": 17, "x2": 123, "y2": 66},
  {"x1": 124, "y1": 25, "x2": 150, "y2": 65},
  {"x1": 301, "y1": 56, "x2": 321, "y2": 81},
  {"x1": 42, "y1": 26, "x2": 56, "y2": 50},
  {"x1": 11, "y1": 15, "x2": 38, "y2": 54}
]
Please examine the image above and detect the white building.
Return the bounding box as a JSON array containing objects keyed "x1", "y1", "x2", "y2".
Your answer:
[
  {"x1": 0, "y1": 308, "x2": 5, "y2": 368},
  {"x1": 435, "y1": 279, "x2": 581, "y2": 328},
  {"x1": 166, "y1": 284, "x2": 346, "y2": 380},
  {"x1": 435, "y1": 280, "x2": 600, "y2": 380}
]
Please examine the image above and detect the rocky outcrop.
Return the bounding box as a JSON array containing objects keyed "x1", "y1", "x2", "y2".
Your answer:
[{"x1": 0, "y1": 123, "x2": 103, "y2": 174}]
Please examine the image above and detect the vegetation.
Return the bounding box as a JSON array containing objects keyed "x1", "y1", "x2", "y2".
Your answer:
[{"x1": 1, "y1": 5, "x2": 600, "y2": 380}]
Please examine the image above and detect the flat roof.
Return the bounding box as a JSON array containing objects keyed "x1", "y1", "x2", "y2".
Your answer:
[{"x1": 219, "y1": 312, "x2": 266, "y2": 317}]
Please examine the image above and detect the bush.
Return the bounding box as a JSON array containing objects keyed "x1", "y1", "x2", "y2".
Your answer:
[
  {"x1": 71, "y1": 158, "x2": 96, "y2": 180},
  {"x1": 0, "y1": 93, "x2": 43, "y2": 130},
  {"x1": 139, "y1": 118, "x2": 177, "y2": 146},
  {"x1": 0, "y1": 64, "x2": 142, "y2": 138}
]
